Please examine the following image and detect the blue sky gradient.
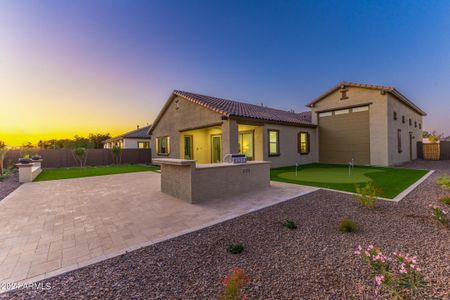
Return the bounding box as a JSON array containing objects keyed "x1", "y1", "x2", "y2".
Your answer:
[{"x1": 1, "y1": 0, "x2": 449, "y2": 144}]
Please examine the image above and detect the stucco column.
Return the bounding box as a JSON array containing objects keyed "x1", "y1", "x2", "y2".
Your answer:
[{"x1": 222, "y1": 119, "x2": 239, "y2": 157}]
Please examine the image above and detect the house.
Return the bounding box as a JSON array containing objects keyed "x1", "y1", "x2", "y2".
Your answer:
[
  {"x1": 149, "y1": 82, "x2": 426, "y2": 167},
  {"x1": 103, "y1": 125, "x2": 152, "y2": 149}
]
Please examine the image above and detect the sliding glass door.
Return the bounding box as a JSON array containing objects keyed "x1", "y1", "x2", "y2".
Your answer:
[{"x1": 239, "y1": 131, "x2": 254, "y2": 160}]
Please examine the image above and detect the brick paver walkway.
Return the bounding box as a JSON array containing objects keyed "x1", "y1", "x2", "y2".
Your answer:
[{"x1": 0, "y1": 171, "x2": 316, "y2": 291}]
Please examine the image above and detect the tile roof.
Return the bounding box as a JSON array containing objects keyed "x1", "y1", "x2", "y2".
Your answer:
[
  {"x1": 104, "y1": 125, "x2": 152, "y2": 143},
  {"x1": 307, "y1": 81, "x2": 426, "y2": 116},
  {"x1": 173, "y1": 90, "x2": 313, "y2": 126}
]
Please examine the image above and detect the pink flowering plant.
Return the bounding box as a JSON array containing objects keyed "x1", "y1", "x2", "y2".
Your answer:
[
  {"x1": 355, "y1": 245, "x2": 426, "y2": 299},
  {"x1": 429, "y1": 204, "x2": 449, "y2": 225}
]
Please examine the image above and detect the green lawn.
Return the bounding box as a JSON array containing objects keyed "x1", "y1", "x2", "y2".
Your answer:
[
  {"x1": 270, "y1": 163, "x2": 428, "y2": 199},
  {"x1": 35, "y1": 164, "x2": 160, "y2": 182}
]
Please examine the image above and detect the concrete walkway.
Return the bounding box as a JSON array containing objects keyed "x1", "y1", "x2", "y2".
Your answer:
[{"x1": 0, "y1": 172, "x2": 316, "y2": 290}]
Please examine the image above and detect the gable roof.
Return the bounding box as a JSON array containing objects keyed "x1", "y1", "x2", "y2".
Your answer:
[
  {"x1": 104, "y1": 125, "x2": 152, "y2": 143},
  {"x1": 149, "y1": 90, "x2": 314, "y2": 134},
  {"x1": 307, "y1": 81, "x2": 427, "y2": 116}
]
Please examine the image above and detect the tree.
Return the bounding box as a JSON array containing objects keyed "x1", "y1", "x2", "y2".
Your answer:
[
  {"x1": 422, "y1": 131, "x2": 443, "y2": 143},
  {"x1": 0, "y1": 141, "x2": 8, "y2": 176},
  {"x1": 88, "y1": 133, "x2": 111, "y2": 149},
  {"x1": 21, "y1": 142, "x2": 34, "y2": 149},
  {"x1": 111, "y1": 145, "x2": 122, "y2": 165},
  {"x1": 72, "y1": 147, "x2": 88, "y2": 167}
]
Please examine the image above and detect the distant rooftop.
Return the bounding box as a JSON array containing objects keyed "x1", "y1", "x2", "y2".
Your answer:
[{"x1": 104, "y1": 125, "x2": 152, "y2": 143}]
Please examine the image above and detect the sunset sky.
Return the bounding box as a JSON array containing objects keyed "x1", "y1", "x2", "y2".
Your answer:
[{"x1": 1, "y1": 1, "x2": 449, "y2": 146}]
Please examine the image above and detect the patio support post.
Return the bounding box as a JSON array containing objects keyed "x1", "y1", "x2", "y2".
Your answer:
[{"x1": 222, "y1": 119, "x2": 239, "y2": 157}]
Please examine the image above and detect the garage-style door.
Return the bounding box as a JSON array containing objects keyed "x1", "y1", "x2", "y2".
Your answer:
[{"x1": 318, "y1": 106, "x2": 370, "y2": 165}]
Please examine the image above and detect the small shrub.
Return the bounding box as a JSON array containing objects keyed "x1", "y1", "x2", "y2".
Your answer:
[
  {"x1": 437, "y1": 176, "x2": 450, "y2": 189},
  {"x1": 355, "y1": 245, "x2": 426, "y2": 299},
  {"x1": 0, "y1": 142, "x2": 8, "y2": 177},
  {"x1": 283, "y1": 219, "x2": 297, "y2": 230},
  {"x1": 440, "y1": 196, "x2": 450, "y2": 205},
  {"x1": 339, "y1": 218, "x2": 357, "y2": 233},
  {"x1": 355, "y1": 182, "x2": 382, "y2": 209},
  {"x1": 430, "y1": 205, "x2": 449, "y2": 225},
  {"x1": 221, "y1": 268, "x2": 249, "y2": 300},
  {"x1": 227, "y1": 243, "x2": 244, "y2": 254}
]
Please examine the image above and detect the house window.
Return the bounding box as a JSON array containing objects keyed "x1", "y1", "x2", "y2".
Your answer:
[
  {"x1": 156, "y1": 136, "x2": 170, "y2": 154},
  {"x1": 414, "y1": 121, "x2": 417, "y2": 128},
  {"x1": 138, "y1": 141, "x2": 149, "y2": 149},
  {"x1": 398, "y1": 129, "x2": 402, "y2": 153},
  {"x1": 393, "y1": 111, "x2": 397, "y2": 120},
  {"x1": 268, "y1": 129, "x2": 280, "y2": 156},
  {"x1": 319, "y1": 112, "x2": 332, "y2": 118},
  {"x1": 409, "y1": 118, "x2": 412, "y2": 126},
  {"x1": 419, "y1": 123, "x2": 422, "y2": 129},
  {"x1": 402, "y1": 116, "x2": 405, "y2": 124},
  {"x1": 335, "y1": 109, "x2": 350, "y2": 115},
  {"x1": 239, "y1": 131, "x2": 254, "y2": 160},
  {"x1": 298, "y1": 132, "x2": 310, "y2": 155},
  {"x1": 352, "y1": 106, "x2": 369, "y2": 113}
]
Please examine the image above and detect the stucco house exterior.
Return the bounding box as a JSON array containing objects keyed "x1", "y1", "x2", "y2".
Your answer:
[
  {"x1": 104, "y1": 125, "x2": 152, "y2": 149},
  {"x1": 149, "y1": 82, "x2": 426, "y2": 167}
]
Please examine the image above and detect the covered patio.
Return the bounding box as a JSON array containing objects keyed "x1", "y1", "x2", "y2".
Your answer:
[{"x1": 179, "y1": 120, "x2": 264, "y2": 164}]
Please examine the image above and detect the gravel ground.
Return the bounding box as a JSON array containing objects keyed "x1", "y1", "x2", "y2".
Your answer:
[
  {"x1": 0, "y1": 171, "x2": 20, "y2": 201},
  {"x1": 2, "y1": 161, "x2": 450, "y2": 299}
]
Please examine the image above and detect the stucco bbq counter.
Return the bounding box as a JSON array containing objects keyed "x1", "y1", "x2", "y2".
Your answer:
[{"x1": 153, "y1": 158, "x2": 271, "y2": 203}]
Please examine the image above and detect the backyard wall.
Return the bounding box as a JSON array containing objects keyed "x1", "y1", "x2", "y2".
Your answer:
[{"x1": 4, "y1": 149, "x2": 152, "y2": 168}]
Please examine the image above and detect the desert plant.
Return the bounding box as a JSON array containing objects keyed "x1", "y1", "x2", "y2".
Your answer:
[
  {"x1": 73, "y1": 147, "x2": 88, "y2": 167},
  {"x1": 227, "y1": 243, "x2": 244, "y2": 254},
  {"x1": 437, "y1": 175, "x2": 450, "y2": 189},
  {"x1": 430, "y1": 205, "x2": 449, "y2": 225},
  {"x1": 18, "y1": 154, "x2": 32, "y2": 164},
  {"x1": 221, "y1": 268, "x2": 249, "y2": 300},
  {"x1": 355, "y1": 182, "x2": 382, "y2": 209},
  {"x1": 0, "y1": 141, "x2": 8, "y2": 176},
  {"x1": 339, "y1": 218, "x2": 357, "y2": 233},
  {"x1": 440, "y1": 196, "x2": 450, "y2": 205},
  {"x1": 283, "y1": 219, "x2": 298, "y2": 230},
  {"x1": 355, "y1": 245, "x2": 426, "y2": 299},
  {"x1": 111, "y1": 145, "x2": 122, "y2": 165}
]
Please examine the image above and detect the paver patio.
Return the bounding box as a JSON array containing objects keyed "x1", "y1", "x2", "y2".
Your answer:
[{"x1": 0, "y1": 171, "x2": 316, "y2": 290}]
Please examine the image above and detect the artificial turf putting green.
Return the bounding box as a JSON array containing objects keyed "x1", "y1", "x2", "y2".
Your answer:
[
  {"x1": 270, "y1": 163, "x2": 428, "y2": 199},
  {"x1": 35, "y1": 164, "x2": 159, "y2": 182}
]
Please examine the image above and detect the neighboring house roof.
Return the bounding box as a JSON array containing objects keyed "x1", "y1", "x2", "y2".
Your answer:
[
  {"x1": 149, "y1": 90, "x2": 314, "y2": 134},
  {"x1": 104, "y1": 125, "x2": 152, "y2": 143},
  {"x1": 306, "y1": 81, "x2": 427, "y2": 116}
]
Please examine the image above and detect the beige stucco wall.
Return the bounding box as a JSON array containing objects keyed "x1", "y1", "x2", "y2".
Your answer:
[
  {"x1": 193, "y1": 162, "x2": 271, "y2": 203},
  {"x1": 262, "y1": 124, "x2": 318, "y2": 168},
  {"x1": 155, "y1": 159, "x2": 271, "y2": 203},
  {"x1": 387, "y1": 94, "x2": 423, "y2": 165},
  {"x1": 311, "y1": 87, "x2": 389, "y2": 166},
  {"x1": 151, "y1": 96, "x2": 223, "y2": 160}
]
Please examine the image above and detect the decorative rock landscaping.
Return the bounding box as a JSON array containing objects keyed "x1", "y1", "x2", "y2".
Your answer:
[{"x1": 2, "y1": 161, "x2": 449, "y2": 299}]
